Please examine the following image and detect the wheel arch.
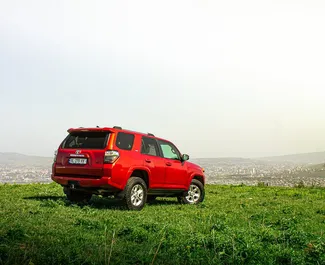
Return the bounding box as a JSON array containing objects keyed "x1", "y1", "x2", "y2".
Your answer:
[
  {"x1": 187, "y1": 174, "x2": 205, "y2": 187},
  {"x1": 127, "y1": 167, "x2": 150, "y2": 189}
]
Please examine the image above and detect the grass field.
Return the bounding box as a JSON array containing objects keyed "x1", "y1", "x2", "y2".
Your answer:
[{"x1": 1, "y1": 183, "x2": 325, "y2": 265}]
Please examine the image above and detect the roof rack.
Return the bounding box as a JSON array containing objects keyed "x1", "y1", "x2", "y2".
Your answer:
[
  {"x1": 147, "y1": 133, "x2": 155, "y2": 137},
  {"x1": 113, "y1": 126, "x2": 122, "y2": 130}
]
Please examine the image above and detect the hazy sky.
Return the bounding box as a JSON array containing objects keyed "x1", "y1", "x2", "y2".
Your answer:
[{"x1": 1, "y1": 0, "x2": 325, "y2": 158}]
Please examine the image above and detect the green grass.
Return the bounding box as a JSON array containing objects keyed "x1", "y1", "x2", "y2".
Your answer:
[{"x1": 1, "y1": 183, "x2": 325, "y2": 265}]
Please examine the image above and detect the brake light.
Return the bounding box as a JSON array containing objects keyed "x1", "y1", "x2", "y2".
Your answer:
[
  {"x1": 104, "y1": 150, "x2": 120, "y2": 163},
  {"x1": 53, "y1": 150, "x2": 58, "y2": 162}
]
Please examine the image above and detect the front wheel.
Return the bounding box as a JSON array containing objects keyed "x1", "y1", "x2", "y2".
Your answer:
[
  {"x1": 177, "y1": 179, "x2": 205, "y2": 204},
  {"x1": 123, "y1": 177, "x2": 147, "y2": 210}
]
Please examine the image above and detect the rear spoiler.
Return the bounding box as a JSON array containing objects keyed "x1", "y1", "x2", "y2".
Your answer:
[{"x1": 67, "y1": 127, "x2": 113, "y2": 133}]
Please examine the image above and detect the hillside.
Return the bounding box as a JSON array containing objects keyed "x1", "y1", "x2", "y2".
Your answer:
[
  {"x1": 0, "y1": 152, "x2": 52, "y2": 167},
  {"x1": 1, "y1": 151, "x2": 325, "y2": 167},
  {"x1": 1, "y1": 183, "x2": 325, "y2": 264},
  {"x1": 192, "y1": 157, "x2": 264, "y2": 165},
  {"x1": 290, "y1": 163, "x2": 325, "y2": 181},
  {"x1": 258, "y1": 151, "x2": 325, "y2": 164},
  {"x1": 309, "y1": 163, "x2": 325, "y2": 170}
]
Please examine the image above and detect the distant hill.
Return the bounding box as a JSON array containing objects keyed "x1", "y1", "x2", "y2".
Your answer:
[
  {"x1": 288, "y1": 162, "x2": 325, "y2": 181},
  {"x1": 192, "y1": 157, "x2": 259, "y2": 164},
  {"x1": 0, "y1": 152, "x2": 52, "y2": 167},
  {"x1": 192, "y1": 151, "x2": 325, "y2": 166},
  {"x1": 309, "y1": 163, "x2": 325, "y2": 170},
  {"x1": 258, "y1": 151, "x2": 325, "y2": 164},
  {"x1": 1, "y1": 150, "x2": 325, "y2": 168}
]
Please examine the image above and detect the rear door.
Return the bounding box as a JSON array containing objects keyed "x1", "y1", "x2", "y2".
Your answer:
[
  {"x1": 141, "y1": 136, "x2": 165, "y2": 188},
  {"x1": 157, "y1": 140, "x2": 188, "y2": 189},
  {"x1": 55, "y1": 131, "x2": 110, "y2": 177}
]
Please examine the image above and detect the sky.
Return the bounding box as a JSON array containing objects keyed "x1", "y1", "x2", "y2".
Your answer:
[{"x1": 1, "y1": 0, "x2": 325, "y2": 158}]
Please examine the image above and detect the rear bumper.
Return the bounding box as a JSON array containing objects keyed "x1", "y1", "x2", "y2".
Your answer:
[{"x1": 51, "y1": 174, "x2": 123, "y2": 190}]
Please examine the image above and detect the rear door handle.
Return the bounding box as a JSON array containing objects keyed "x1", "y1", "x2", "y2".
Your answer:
[
  {"x1": 166, "y1": 162, "x2": 172, "y2": 166},
  {"x1": 145, "y1": 159, "x2": 151, "y2": 163}
]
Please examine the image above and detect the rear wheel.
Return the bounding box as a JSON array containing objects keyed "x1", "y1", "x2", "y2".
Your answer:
[
  {"x1": 177, "y1": 179, "x2": 205, "y2": 204},
  {"x1": 123, "y1": 177, "x2": 147, "y2": 210},
  {"x1": 64, "y1": 188, "x2": 92, "y2": 204}
]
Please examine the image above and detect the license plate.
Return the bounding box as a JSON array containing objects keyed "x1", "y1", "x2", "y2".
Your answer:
[{"x1": 68, "y1": 158, "x2": 87, "y2": 165}]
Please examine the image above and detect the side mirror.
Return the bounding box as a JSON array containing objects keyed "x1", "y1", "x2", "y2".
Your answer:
[{"x1": 181, "y1": 154, "x2": 189, "y2": 161}]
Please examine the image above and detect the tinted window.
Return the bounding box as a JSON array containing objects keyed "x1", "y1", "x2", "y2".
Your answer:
[
  {"x1": 116, "y1": 132, "x2": 134, "y2": 150},
  {"x1": 62, "y1": 131, "x2": 109, "y2": 149},
  {"x1": 141, "y1": 137, "x2": 159, "y2": 156},
  {"x1": 158, "y1": 140, "x2": 180, "y2": 160}
]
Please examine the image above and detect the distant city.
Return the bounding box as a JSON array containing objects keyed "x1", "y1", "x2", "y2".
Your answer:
[
  {"x1": 194, "y1": 158, "x2": 325, "y2": 187},
  {"x1": 0, "y1": 165, "x2": 51, "y2": 184},
  {"x1": 1, "y1": 152, "x2": 325, "y2": 187}
]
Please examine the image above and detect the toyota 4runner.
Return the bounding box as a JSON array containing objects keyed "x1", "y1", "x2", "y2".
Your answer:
[{"x1": 51, "y1": 126, "x2": 205, "y2": 210}]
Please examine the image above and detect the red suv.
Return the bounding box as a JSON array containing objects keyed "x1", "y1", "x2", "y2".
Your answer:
[{"x1": 51, "y1": 126, "x2": 205, "y2": 210}]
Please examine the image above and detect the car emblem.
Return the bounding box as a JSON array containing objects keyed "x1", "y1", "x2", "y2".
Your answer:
[{"x1": 75, "y1": 150, "x2": 81, "y2": 154}]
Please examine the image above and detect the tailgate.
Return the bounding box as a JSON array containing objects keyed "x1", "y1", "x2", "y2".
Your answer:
[{"x1": 54, "y1": 131, "x2": 109, "y2": 177}]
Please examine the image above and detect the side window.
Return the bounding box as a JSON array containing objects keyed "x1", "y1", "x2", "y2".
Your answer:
[
  {"x1": 116, "y1": 132, "x2": 134, "y2": 150},
  {"x1": 158, "y1": 140, "x2": 181, "y2": 160},
  {"x1": 141, "y1": 137, "x2": 159, "y2": 156}
]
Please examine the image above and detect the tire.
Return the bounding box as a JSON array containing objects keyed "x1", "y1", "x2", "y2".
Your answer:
[
  {"x1": 123, "y1": 177, "x2": 147, "y2": 211},
  {"x1": 177, "y1": 179, "x2": 205, "y2": 204},
  {"x1": 64, "y1": 188, "x2": 92, "y2": 204}
]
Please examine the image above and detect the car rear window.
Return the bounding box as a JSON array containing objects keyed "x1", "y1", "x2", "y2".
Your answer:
[{"x1": 62, "y1": 131, "x2": 109, "y2": 149}]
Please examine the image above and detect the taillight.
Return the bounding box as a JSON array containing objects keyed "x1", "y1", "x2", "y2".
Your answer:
[
  {"x1": 104, "y1": 150, "x2": 120, "y2": 163},
  {"x1": 53, "y1": 150, "x2": 58, "y2": 162}
]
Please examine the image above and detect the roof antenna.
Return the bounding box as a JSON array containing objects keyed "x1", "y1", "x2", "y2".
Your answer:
[{"x1": 96, "y1": 125, "x2": 99, "y2": 128}]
